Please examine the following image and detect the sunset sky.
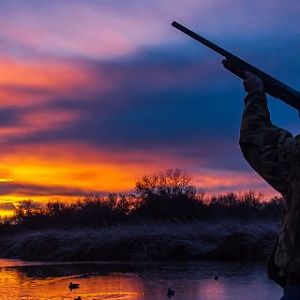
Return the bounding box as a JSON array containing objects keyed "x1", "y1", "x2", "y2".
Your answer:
[{"x1": 0, "y1": 0, "x2": 299, "y2": 215}]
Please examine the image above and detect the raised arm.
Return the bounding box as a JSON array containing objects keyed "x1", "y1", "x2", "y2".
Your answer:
[{"x1": 240, "y1": 72, "x2": 298, "y2": 195}]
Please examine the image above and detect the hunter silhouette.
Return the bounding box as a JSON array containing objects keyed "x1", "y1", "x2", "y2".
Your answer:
[{"x1": 241, "y1": 71, "x2": 300, "y2": 300}]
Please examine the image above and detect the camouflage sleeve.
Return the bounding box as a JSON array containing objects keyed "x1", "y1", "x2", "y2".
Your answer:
[{"x1": 239, "y1": 91, "x2": 298, "y2": 195}]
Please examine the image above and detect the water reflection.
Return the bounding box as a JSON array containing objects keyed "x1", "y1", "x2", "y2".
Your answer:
[{"x1": 0, "y1": 259, "x2": 282, "y2": 300}]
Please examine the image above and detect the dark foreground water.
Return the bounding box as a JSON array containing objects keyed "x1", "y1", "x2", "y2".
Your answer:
[{"x1": 0, "y1": 259, "x2": 282, "y2": 300}]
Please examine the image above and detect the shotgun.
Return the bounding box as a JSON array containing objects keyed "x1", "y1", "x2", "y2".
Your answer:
[{"x1": 172, "y1": 21, "x2": 300, "y2": 112}]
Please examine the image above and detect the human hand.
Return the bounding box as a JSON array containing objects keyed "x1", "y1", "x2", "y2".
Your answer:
[{"x1": 243, "y1": 71, "x2": 264, "y2": 94}]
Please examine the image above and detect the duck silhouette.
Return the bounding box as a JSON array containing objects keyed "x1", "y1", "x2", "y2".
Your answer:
[
  {"x1": 69, "y1": 282, "x2": 80, "y2": 291},
  {"x1": 36, "y1": 269, "x2": 42, "y2": 276},
  {"x1": 74, "y1": 297, "x2": 82, "y2": 300},
  {"x1": 167, "y1": 288, "x2": 175, "y2": 298}
]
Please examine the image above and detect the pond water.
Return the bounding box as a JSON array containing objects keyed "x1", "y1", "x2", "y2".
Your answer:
[{"x1": 0, "y1": 259, "x2": 282, "y2": 300}]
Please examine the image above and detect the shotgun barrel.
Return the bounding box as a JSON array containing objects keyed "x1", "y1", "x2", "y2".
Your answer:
[{"x1": 171, "y1": 21, "x2": 300, "y2": 112}]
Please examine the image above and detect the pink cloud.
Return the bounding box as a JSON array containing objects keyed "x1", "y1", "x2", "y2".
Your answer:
[
  {"x1": 0, "y1": 0, "x2": 298, "y2": 64},
  {"x1": 191, "y1": 168, "x2": 279, "y2": 199}
]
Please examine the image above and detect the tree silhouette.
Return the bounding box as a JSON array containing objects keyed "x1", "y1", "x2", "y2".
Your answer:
[{"x1": 135, "y1": 168, "x2": 196, "y2": 198}]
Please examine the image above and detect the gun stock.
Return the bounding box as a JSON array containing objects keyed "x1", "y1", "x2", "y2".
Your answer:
[{"x1": 172, "y1": 21, "x2": 300, "y2": 112}]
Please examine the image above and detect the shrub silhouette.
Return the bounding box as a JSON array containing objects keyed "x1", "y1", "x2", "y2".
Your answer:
[
  {"x1": 134, "y1": 169, "x2": 203, "y2": 220},
  {"x1": 135, "y1": 168, "x2": 196, "y2": 198}
]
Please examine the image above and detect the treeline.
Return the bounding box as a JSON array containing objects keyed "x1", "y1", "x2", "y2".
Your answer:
[{"x1": 1, "y1": 169, "x2": 284, "y2": 230}]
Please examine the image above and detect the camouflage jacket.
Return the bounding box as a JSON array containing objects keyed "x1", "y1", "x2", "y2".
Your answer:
[{"x1": 240, "y1": 91, "x2": 300, "y2": 287}]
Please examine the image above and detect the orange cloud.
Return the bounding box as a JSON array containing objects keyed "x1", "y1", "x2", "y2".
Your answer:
[
  {"x1": 0, "y1": 142, "x2": 278, "y2": 214},
  {"x1": 0, "y1": 144, "x2": 178, "y2": 201},
  {"x1": 0, "y1": 57, "x2": 111, "y2": 106}
]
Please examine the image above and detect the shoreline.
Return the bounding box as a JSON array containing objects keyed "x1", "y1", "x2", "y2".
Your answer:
[{"x1": 0, "y1": 220, "x2": 278, "y2": 262}]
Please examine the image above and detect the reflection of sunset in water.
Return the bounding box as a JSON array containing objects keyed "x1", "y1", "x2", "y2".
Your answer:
[
  {"x1": 196, "y1": 279, "x2": 226, "y2": 300},
  {"x1": 0, "y1": 262, "x2": 144, "y2": 300},
  {"x1": 0, "y1": 260, "x2": 282, "y2": 300},
  {"x1": 26, "y1": 275, "x2": 143, "y2": 300}
]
